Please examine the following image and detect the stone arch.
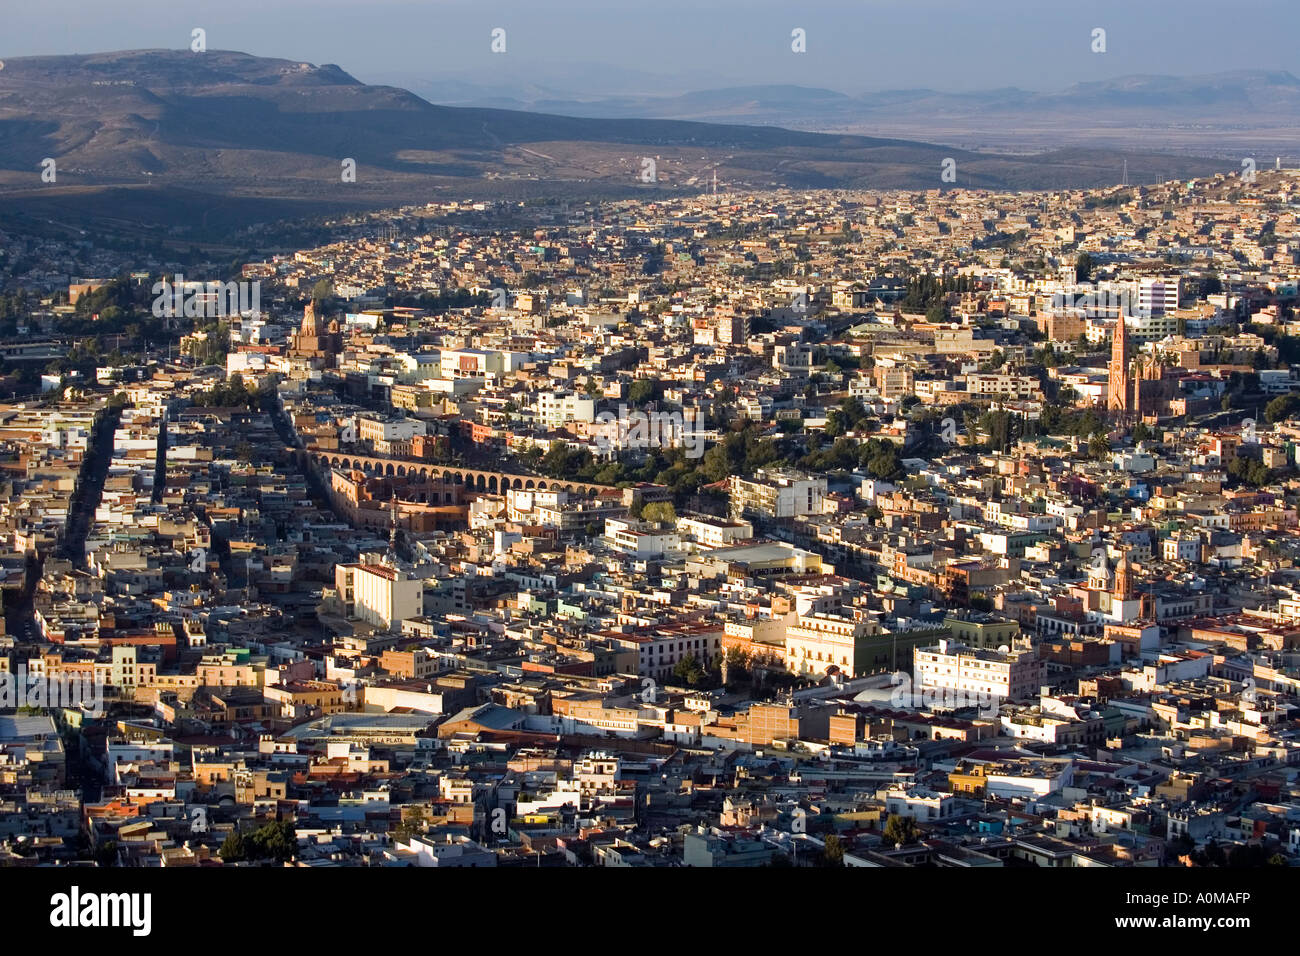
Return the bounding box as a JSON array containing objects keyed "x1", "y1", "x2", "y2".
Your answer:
[
  {"x1": 419, "y1": 467, "x2": 430, "y2": 480},
  {"x1": 396, "y1": 465, "x2": 406, "y2": 477},
  {"x1": 385, "y1": 463, "x2": 395, "y2": 477},
  {"x1": 474, "y1": 474, "x2": 486, "y2": 491},
  {"x1": 525, "y1": 480, "x2": 535, "y2": 490},
  {"x1": 488, "y1": 476, "x2": 498, "y2": 493}
]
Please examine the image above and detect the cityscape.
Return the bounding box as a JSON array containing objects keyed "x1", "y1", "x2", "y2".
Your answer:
[{"x1": 0, "y1": 4, "x2": 1295, "y2": 919}]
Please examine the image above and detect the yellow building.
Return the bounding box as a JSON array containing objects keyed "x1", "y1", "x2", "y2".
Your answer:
[{"x1": 785, "y1": 612, "x2": 881, "y2": 678}]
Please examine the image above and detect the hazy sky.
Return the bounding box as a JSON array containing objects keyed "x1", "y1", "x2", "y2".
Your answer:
[{"x1": 5, "y1": 0, "x2": 1299, "y2": 95}]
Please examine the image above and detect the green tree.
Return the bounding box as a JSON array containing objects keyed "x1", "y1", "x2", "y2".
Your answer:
[
  {"x1": 245, "y1": 820, "x2": 297, "y2": 863},
  {"x1": 1265, "y1": 393, "x2": 1300, "y2": 424},
  {"x1": 1075, "y1": 252, "x2": 1093, "y2": 282},
  {"x1": 864, "y1": 441, "x2": 902, "y2": 481},
  {"x1": 672, "y1": 653, "x2": 705, "y2": 687},
  {"x1": 310, "y1": 279, "x2": 335, "y2": 311},
  {"x1": 699, "y1": 445, "x2": 732, "y2": 484},
  {"x1": 824, "y1": 410, "x2": 847, "y2": 438},
  {"x1": 219, "y1": 829, "x2": 248, "y2": 863},
  {"x1": 540, "y1": 442, "x2": 574, "y2": 478},
  {"x1": 628, "y1": 379, "x2": 656, "y2": 407},
  {"x1": 821, "y1": 833, "x2": 845, "y2": 867},
  {"x1": 882, "y1": 813, "x2": 918, "y2": 847},
  {"x1": 642, "y1": 501, "x2": 677, "y2": 524}
]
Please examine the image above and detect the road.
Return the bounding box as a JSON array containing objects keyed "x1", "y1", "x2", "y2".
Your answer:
[
  {"x1": 5, "y1": 404, "x2": 122, "y2": 645},
  {"x1": 58, "y1": 405, "x2": 122, "y2": 567}
]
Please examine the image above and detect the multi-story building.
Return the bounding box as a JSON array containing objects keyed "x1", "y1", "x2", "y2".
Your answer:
[
  {"x1": 943, "y1": 613, "x2": 1022, "y2": 651},
  {"x1": 334, "y1": 562, "x2": 423, "y2": 631},
  {"x1": 356, "y1": 415, "x2": 425, "y2": 445},
  {"x1": 873, "y1": 361, "x2": 915, "y2": 400},
  {"x1": 785, "y1": 612, "x2": 880, "y2": 678},
  {"x1": 1137, "y1": 276, "x2": 1180, "y2": 316},
  {"x1": 913, "y1": 638, "x2": 1045, "y2": 703},
  {"x1": 961, "y1": 372, "x2": 1044, "y2": 402},
  {"x1": 535, "y1": 390, "x2": 596, "y2": 428},
  {"x1": 676, "y1": 515, "x2": 753, "y2": 549},
  {"x1": 729, "y1": 469, "x2": 827, "y2": 521},
  {"x1": 618, "y1": 624, "x2": 723, "y2": 681},
  {"x1": 603, "y1": 517, "x2": 681, "y2": 559}
]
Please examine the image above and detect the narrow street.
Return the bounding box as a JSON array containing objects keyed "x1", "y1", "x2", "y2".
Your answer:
[
  {"x1": 58, "y1": 404, "x2": 122, "y2": 568},
  {"x1": 5, "y1": 404, "x2": 121, "y2": 644}
]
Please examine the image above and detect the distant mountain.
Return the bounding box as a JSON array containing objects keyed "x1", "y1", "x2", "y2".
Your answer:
[
  {"x1": 0, "y1": 50, "x2": 1240, "y2": 237},
  {"x1": 422, "y1": 70, "x2": 1300, "y2": 156}
]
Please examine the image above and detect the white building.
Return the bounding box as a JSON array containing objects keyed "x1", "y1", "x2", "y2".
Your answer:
[
  {"x1": 1137, "y1": 277, "x2": 1180, "y2": 316},
  {"x1": 357, "y1": 415, "x2": 425, "y2": 444},
  {"x1": 913, "y1": 639, "x2": 1045, "y2": 703},
  {"x1": 1162, "y1": 533, "x2": 1201, "y2": 562},
  {"x1": 676, "y1": 515, "x2": 753, "y2": 549},
  {"x1": 535, "y1": 390, "x2": 596, "y2": 428},
  {"x1": 389, "y1": 833, "x2": 496, "y2": 867},
  {"x1": 604, "y1": 517, "x2": 681, "y2": 559},
  {"x1": 334, "y1": 563, "x2": 423, "y2": 631},
  {"x1": 882, "y1": 786, "x2": 958, "y2": 822},
  {"x1": 729, "y1": 469, "x2": 827, "y2": 520}
]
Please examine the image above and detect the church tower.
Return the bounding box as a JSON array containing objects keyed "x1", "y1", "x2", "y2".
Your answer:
[
  {"x1": 288, "y1": 301, "x2": 342, "y2": 367},
  {"x1": 1108, "y1": 315, "x2": 1130, "y2": 417},
  {"x1": 1113, "y1": 552, "x2": 1134, "y2": 602},
  {"x1": 301, "y1": 300, "x2": 318, "y2": 338},
  {"x1": 1088, "y1": 550, "x2": 1111, "y2": 592}
]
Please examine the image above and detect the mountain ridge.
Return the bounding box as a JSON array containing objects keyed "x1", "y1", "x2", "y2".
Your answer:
[{"x1": 0, "y1": 50, "x2": 1242, "y2": 237}]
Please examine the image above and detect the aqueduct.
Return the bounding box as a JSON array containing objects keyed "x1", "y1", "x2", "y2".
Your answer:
[{"x1": 305, "y1": 449, "x2": 617, "y2": 497}]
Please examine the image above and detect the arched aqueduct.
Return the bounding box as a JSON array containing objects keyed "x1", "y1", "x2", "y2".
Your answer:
[{"x1": 307, "y1": 450, "x2": 616, "y2": 497}]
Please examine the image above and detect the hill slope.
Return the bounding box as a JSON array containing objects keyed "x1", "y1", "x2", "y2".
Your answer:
[{"x1": 0, "y1": 50, "x2": 1237, "y2": 233}]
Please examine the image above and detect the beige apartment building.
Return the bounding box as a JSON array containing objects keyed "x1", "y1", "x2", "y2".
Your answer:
[{"x1": 785, "y1": 612, "x2": 880, "y2": 678}]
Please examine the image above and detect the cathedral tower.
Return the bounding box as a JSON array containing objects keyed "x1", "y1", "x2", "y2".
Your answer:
[{"x1": 1108, "y1": 315, "x2": 1130, "y2": 417}]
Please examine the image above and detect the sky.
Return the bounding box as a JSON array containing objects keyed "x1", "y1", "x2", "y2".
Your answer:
[{"x1": 4, "y1": 0, "x2": 1299, "y2": 96}]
